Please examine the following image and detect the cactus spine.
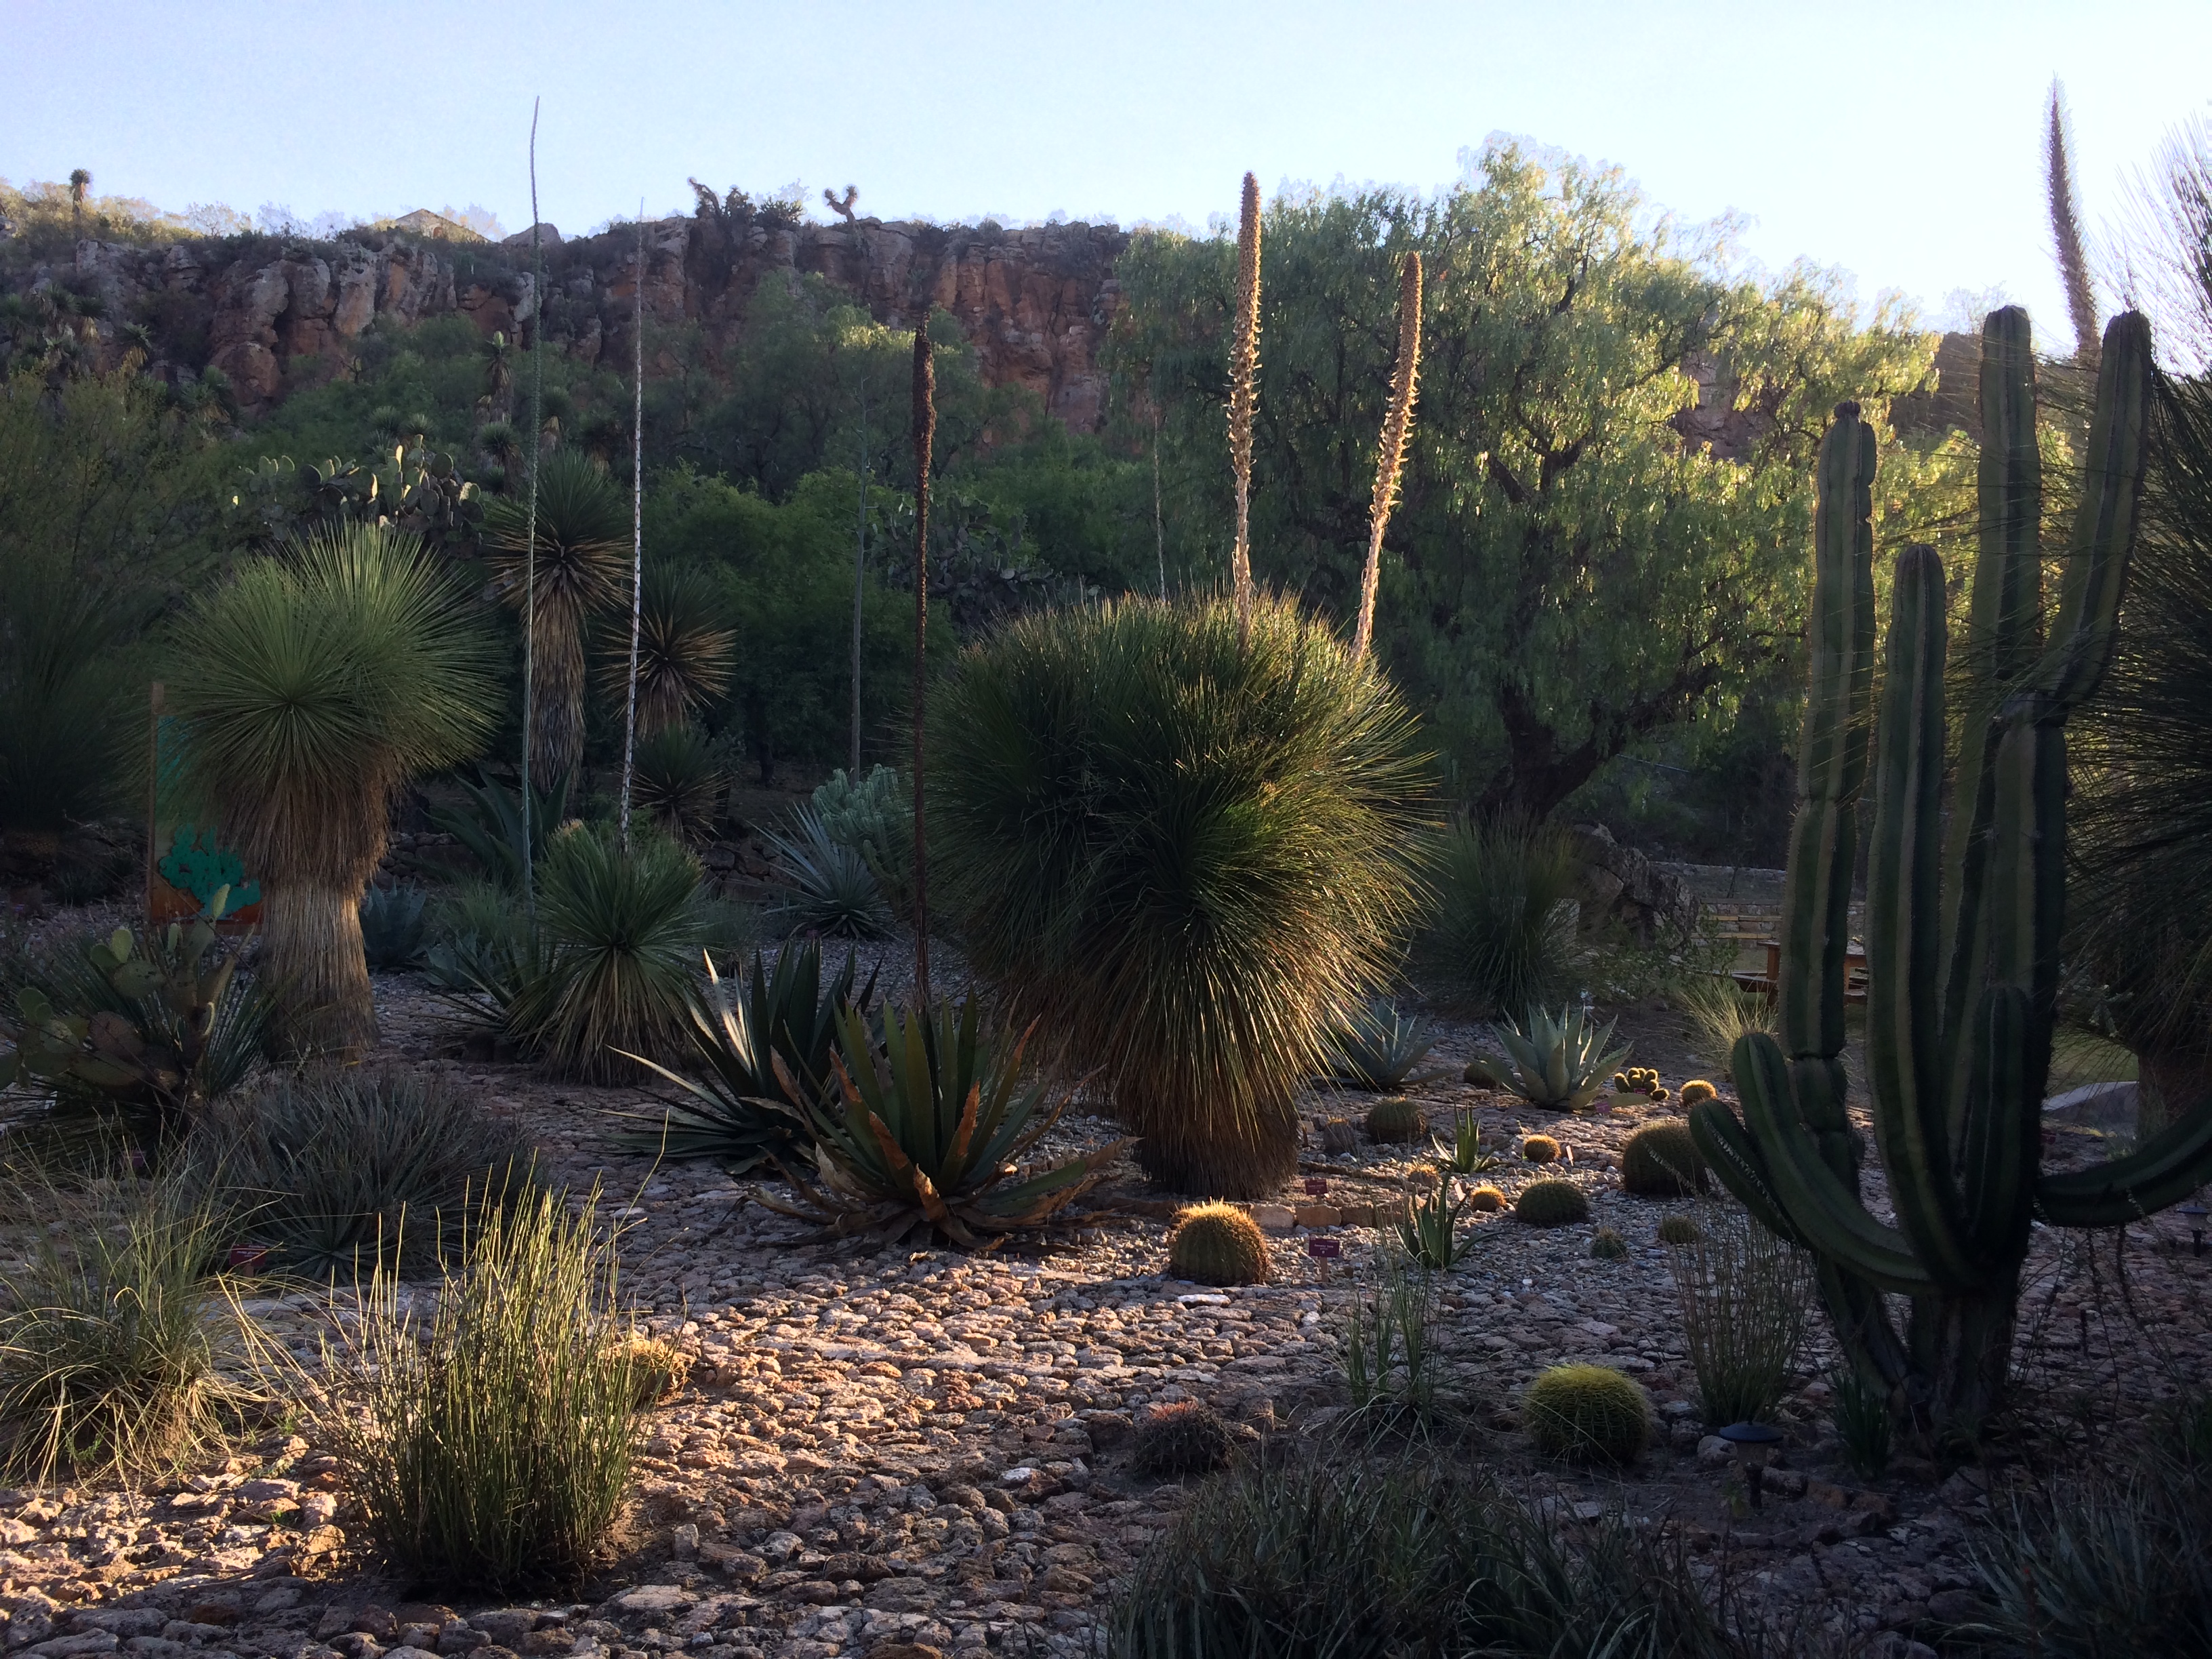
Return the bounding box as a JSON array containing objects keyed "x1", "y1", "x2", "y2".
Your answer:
[{"x1": 1690, "y1": 308, "x2": 2212, "y2": 1429}]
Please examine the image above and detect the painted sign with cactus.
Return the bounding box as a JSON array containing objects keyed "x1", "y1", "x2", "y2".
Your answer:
[{"x1": 1689, "y1": 307, "x2": 2212, "y2": 1430}]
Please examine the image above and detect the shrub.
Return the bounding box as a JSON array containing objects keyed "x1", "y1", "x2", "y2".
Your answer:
[
  {"x1": 1422, "y1": 813, "x2": 1580, "y2": 1015},
  {"x1": 1829, "y1": 1365, "x2": 1891, "y2": 1478},
  {"x1": 1673, "y1": 977, "x2": 1773, "y2": 1079},
  {"x1": 165, "y1": 524, "x2": 499, "y2": 1056},
  {"x1": 626, "y1": 943, "x2": 869, "y2": 1174},
  {"x1": 769, "y1": 998, "x2": 1126, "y2": 1247},
  {"x1": 1523, "y1": 1364, "x2": 1651, "y2": 1463},
  {"x1": 1664, "y1": 1202, "x2": 1814, "y2": 1428},
  {"x1": 1168, "y1": 1203, "x2": 1271, "y2": 1286},
  {"x1": 1656, "y1": 1214, "x2": 1703, "y2": 1246},
  {"x1": 1492, "y1": 1004, "x2": 1631, "y2": 1111},
  {"x1": 1365, "y1": 1097, "x2": 1426, "y2": 1145},
  {"x1": 933, "y1": 592, "x2": 1429, "y2": 1197},
  {"x1": 1105, "y1": 1456, "x2": 1732, "y2": 1657},
  {"x1": 0, "y1": 1175, "x2": 244, "y2": 1483},
  {"x1": 359, "y1": 883, "x2": 428, "y2": 971},
  {"x1": 1589, "y1": 1227, "x2": 1629, "y2": 1260},
  {"x1": 1132, "y1": 1400, "x2": 1233, "y2": 1477},
  {"x1": 197, "y1": 1069, "x2": 529, "y2": 1279},
  {"x1": 304, "y1": 1183, "x2": 644, "y2": 1592},
  {"x1": 1621, "y1": 1122, "x2": 1706, "y2": 1197},
  {"x1": 762, "y1": 805, "x2": 891, "y2": 939},
  {"x1": 1322, "y1": 1000, "x2": 1447, "y2": 1092},
  {"x1": 518, "y1": 823, "x2": 705, "y2": 1080},
  {"x1": 1520, "y1": 1132, "x2": 1561, "y2": 1163},
  {"x1": 1515, "y1": 1178, "x2": 1588, "y2": 1226},
  {"x1": 1467, "y1": 1183, "x2": 1506, "y2": 1212}
]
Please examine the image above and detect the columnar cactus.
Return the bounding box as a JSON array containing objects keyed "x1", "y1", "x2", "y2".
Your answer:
[{"x1": 1692, "y1": 308, "x2": 2212, "y2": 1429}]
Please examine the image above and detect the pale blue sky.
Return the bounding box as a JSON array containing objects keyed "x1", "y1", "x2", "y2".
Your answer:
[{"x1": 7, "y1": 0, "x2": 2209, "y2": 339}]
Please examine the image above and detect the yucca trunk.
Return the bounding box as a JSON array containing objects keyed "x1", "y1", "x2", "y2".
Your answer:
[
  {"x1": 531, "y1": 613, "x2": 587, "y2": 789},
  {"x1": 1132, "y1": 1090, "x2": 1300, "y2": 1199},
  {"x1": 261, "y1": 876, "x2": 378, "y2": 1059}
]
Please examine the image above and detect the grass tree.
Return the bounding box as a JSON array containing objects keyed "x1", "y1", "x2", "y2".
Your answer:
[
  {"x1": 483, "y1": 451, "x2": 627, "y2": 791},
  {"x1": 169, "y1": 524, "x2": 498, "y2": 1056}
]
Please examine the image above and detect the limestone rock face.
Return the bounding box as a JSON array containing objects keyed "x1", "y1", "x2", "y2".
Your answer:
[
  {"x1": 1569, "y1": 822, "x2": 1700, "y2": 943},
  {"x1": 27, "y1": 213, "x2": 1130, "y2": 428}
]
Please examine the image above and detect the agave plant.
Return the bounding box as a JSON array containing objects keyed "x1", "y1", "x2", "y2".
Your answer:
[
  {"x1": 1489, "y1": 1004, "x2": 1631, "y2": 1112},
  {"x1": 1322, "y1": 1000, "x2": 1449, "y2": 1092},
  {"x1": 623, "y1": 944, "x2": 875, "y2": 1172},
  {"x1": 762, "y1": 806, "x2": 890, "y2": 939},
  {"x1": 1433, "y1": 1111, "x2": 1500, "y2": 1174},
  {"x1": 359, "y1": 883, "x2": 428, "y2": 972},
  {"x1": 1395, "y1": 1179, "x2": 1469, "y2": 1271},
  {"x1": 430, "y1": 768, "x2": 573, "y2": 893},
  {"x1": 763, "y1": 998, "x2": 1128, "y2": 1247}
]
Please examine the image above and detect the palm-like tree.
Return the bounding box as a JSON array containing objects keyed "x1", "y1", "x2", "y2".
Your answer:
[
  {"x1": 67, "y1": 169, "x2": 90, "y2": 235},
  {"x1": 167, "y1": 525, "x2": 499, "y2": 1057},
  {"x1": 482, "y1": 451, "x2": 628, "y2": 787},
  {"x1": 594, "y1": 565, "x2": 733, "y2": 736}
]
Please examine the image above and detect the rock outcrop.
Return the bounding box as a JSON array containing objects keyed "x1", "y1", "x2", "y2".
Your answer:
[{"x1": 18, "y1": 212, "x2": 1130, "y2": 430}]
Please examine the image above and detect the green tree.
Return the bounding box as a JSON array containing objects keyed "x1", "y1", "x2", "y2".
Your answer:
[{"x1": 1111, "y1": 142, "x2": 1939, "y2": 818}]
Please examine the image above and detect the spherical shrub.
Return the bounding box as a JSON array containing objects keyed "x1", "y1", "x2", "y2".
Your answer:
[
  {"x1": 1168, "y1": 1203, "x2": 1272, "y2": 1286},
  {"x1": 1366, "y1": 1098, "x2": 1427, "y2": 1145},
  {"x1": 1589, "y1": 1227, "x2": 1629, "y2": 1260},
  {"x1": 932, "y1": 593, "x2": 1429, "y2": 1198},
  {"x1": 1133, "y1": 1400, "x2": 1234, "y2": 1477},
  {"x1": 1317, "y1": 1118, "x2": 1360, "y2": 1155},
  {"x1": 1521, "y1": 1133, "x2": 1561, "y2": 1164},
  {"x1": 1621, "y1": 1122, "x2": 1707, "y2": 1197},
  {"x1": 1680, "y1": 1079, "x2": 1717, "y2": 1108},
  {"x1": 1467, "y1": 1184, "x2": 1506, "y2": 1212},
  {"x1": 1656, "y1": 1214, "x2": 1703, "y2": 1246},
  {"x1": 1523, "y1": 1364, "x2": 1651, "y2": 1464},
  {"x1": 1515, "y1": 1177, "x2": 1590, "y2": 1226}
]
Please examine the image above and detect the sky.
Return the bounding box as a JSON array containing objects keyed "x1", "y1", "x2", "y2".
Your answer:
[{"x1": 6, "y1": 0, "x2": 2211, "y2": 340}]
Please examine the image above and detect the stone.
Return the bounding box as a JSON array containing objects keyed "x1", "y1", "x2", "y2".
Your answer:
[
  {"x1": 1291, "y1": 1206, "x2": 1338, "y2": 1228},
  {"x1": 610, "y1": 1591, "x2": 692, "y2": 1618},
  {"x1": 1925, "y1": 1589, "x2": 1986, "y2": 1624},
  {"x1": 1249, "y1": 1205, "x2": 1295, "y2": 1232},
  {"x1": 24, "y1": 1637, "x2": 118, "y2": 1659}
]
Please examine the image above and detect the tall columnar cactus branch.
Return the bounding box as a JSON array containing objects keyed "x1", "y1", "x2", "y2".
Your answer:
[
  {"x1": 1227, "y1": 171, "x2": 1262, "y2": 644},
  {"x1": 1353, "y1": 251, "x2": 1421, "y2": 663},
  {"x1": 1690, "y1": 308, "x2": 2204, "y2": 1426}
]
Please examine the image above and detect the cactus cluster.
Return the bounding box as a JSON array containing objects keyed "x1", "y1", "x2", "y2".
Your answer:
[
  {"x1": 1615, "y1": 1066, "x2": 1662, "y2": 1095},
  {"x1": 1523, "y1": 1364, "x2": 1651, "y2": 1464},
  {"x1": 1689, "y1": 308, "x2": 2212, "y2": 1425},
  {"x1": 1134, "y1": 1399, "x2": 1235, "y2": 1477},
  {"x1": 1621, "y1": 1122, "x2": 1706, "y2": 1197},
  {"x1": 1514, "y1": 1178, "x2": 1589, "y2": 1227},
  {"x1": 1168, "y1": 1203, "x2": 1272, "y2": 1286},
  {"x1": 1365, "y1": 1097, "x2": 1427, "y2": 1145}
]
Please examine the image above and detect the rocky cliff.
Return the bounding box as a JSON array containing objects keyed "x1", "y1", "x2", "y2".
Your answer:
[{"x1": 26, "y1": 212, "x2": 1130, "y2": 431}]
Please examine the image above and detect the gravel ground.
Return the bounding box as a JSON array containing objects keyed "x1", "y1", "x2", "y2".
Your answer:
[{"x1": 0, "y1": 942, "x2": 2206, "y2": 1659}]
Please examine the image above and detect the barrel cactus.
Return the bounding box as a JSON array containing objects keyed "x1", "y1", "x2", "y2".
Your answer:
[
  {"x1": 1523, "y1": 1364, "x2": 1650, "y2": 1464},
  {"x1": 1622, "y1": 1123, "x2": 1706, "y2": 1197},
  {"x1": 1467, "y1": 1183, "x2": 1507, "y2": 1212},
  {"x1": 1133, "y1": 1399, "x2": 1235, "y2": 1477},
  {"x1": 1657, "y1": 1214, "x2": 1702, "y2": 1246},
  {"x1": 1365, "y1": 1097, "x2": 1427, "y2": 1145},
  {"x1": 1680, "y1": 1079, "x2": 1718, "y2": 1108},
  {"x1": 1514, "y1": 1177, "x2": 1589, "y2": 1227},
  {"x1": 1690, "y1": 310, "x2": 2212, "y2": 1430},
  {"x1": 1589, "y1": 1227, "x2": 1629, "y2": 1260},
  {"x1": 1167, "y1": 1202, "x2": 1271, "y2": 1286},
  {"x1": 1520, "y1": 1133, "x2": 1561, "y2": 1164}
]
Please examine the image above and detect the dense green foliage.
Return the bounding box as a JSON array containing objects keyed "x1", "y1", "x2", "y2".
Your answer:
[{"x1": 933, "y1": 592, "x2": 1431, "y2": 1197}]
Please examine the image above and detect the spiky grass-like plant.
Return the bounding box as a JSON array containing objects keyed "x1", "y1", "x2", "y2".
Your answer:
[
  {"x1": 483, "y1": 451, "x2": 627, "y2": 787},
  {"x1": 593, "y1": 566, "x2": 733, "y2": 738},
  {"x1": 1664, "y1": 1201, "x2": 1815, "y2": 1428},
  {"x1": 934, "y1": 592, "x2": 1430, "y2": 1195},
  {"x1": 167, "y1": 525, "x2": 498, "y2": 1056},
  {"x1": 302, "y1": 1183, "x2": 644, "y2": 1592},
  {"x1": 628, "y1": 724, "x2": 723, "y2": 845},
  {"x1": 1424, "y1": 814, "x2": 1580, "y2": 1015},
  {"x1": 1227, "y1": 171, "x2": 1261, "y2": 639},
  {"x1": 1353, "y1": 251, "x2": 1420, "y2": 662}
]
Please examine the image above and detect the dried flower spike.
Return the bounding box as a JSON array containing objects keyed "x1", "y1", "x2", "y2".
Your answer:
[
  {"x1": 1354, "y1": 251, "x2": 1421, "y2": 662},
  {"x1": 1228, "y1": 171, "x2": 1261, "y2": 641}
]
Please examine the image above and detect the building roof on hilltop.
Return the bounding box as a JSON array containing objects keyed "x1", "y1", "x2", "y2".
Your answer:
[{"x1": 382, "y1": 209, "x2": 485, "y2": 243}]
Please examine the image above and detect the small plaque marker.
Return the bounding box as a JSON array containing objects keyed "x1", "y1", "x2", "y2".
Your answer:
[{"x1": 1306, "y1": 1236, "x2": 1343, "y2": 1260}]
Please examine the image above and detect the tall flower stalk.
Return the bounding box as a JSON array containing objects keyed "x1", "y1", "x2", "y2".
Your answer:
[
  {"x1": 522, "y1": 98, "x2": 544, "y2": 903},
  {"x1": 1227, "y1": 171, "x2": 1261, "y2": 642},
  {"x1": 620, "y1": 203, "x2": 645, "y2": 851},
  {"x1": 2046, "y1": 80, "x2": 2101, "y2": 369},
  {"x1": 1354, "y1": 251, "x2": 1421, "y2": 663},
  {"x1": 911, "y1": 323, "x2": 935, "y2": 1003}
]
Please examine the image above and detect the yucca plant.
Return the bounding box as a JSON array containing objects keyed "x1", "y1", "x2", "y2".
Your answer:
[
  {"x1": 1425, "y1": 813, "x2": 1582, "y2": 1015},
  {"x1": 593, "y1": 565, "x2": 733, "y2": 738},
  {"x1": 300, "y1": 1182, "x2": 644, "y2": 1591},
  {"x1": 763, "y1": 998, "x2": 1128, "y2": 1247},
  {"x1": 1322, "y1": 999, "x2": 1449, "y2": 1092},
  {"x1": 197, "y1": 1068, "x2": 530, "y2": 1280},
  {"x1": 624, "y1": 943, "x2": 874, "y2": 1172},
  {"x1": 483, "y1": 451, "x2": 628, "y2": 787},
  {"x1": 628, "y1": 723, "x2": 723, "y2": 845},
  {"x1": 1395, "y1": 1179, "x2": 1468, "y2": 1271},
  {"x1": 934, "y1": 592, "x2": 1430, "y2": 1196},
  {"x1": 1492, "y1": 1004, "x2": 1632, "y2": 1112},
  {"x1": 762, "y1": 805, "x2": 891, "y2": 939},
  {"x1": 165, "y1": 525, "x2": 499, "y2": 1056},
  {"x1": 512, "y1": 823, "x2": 705, "y2": 1080}
]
